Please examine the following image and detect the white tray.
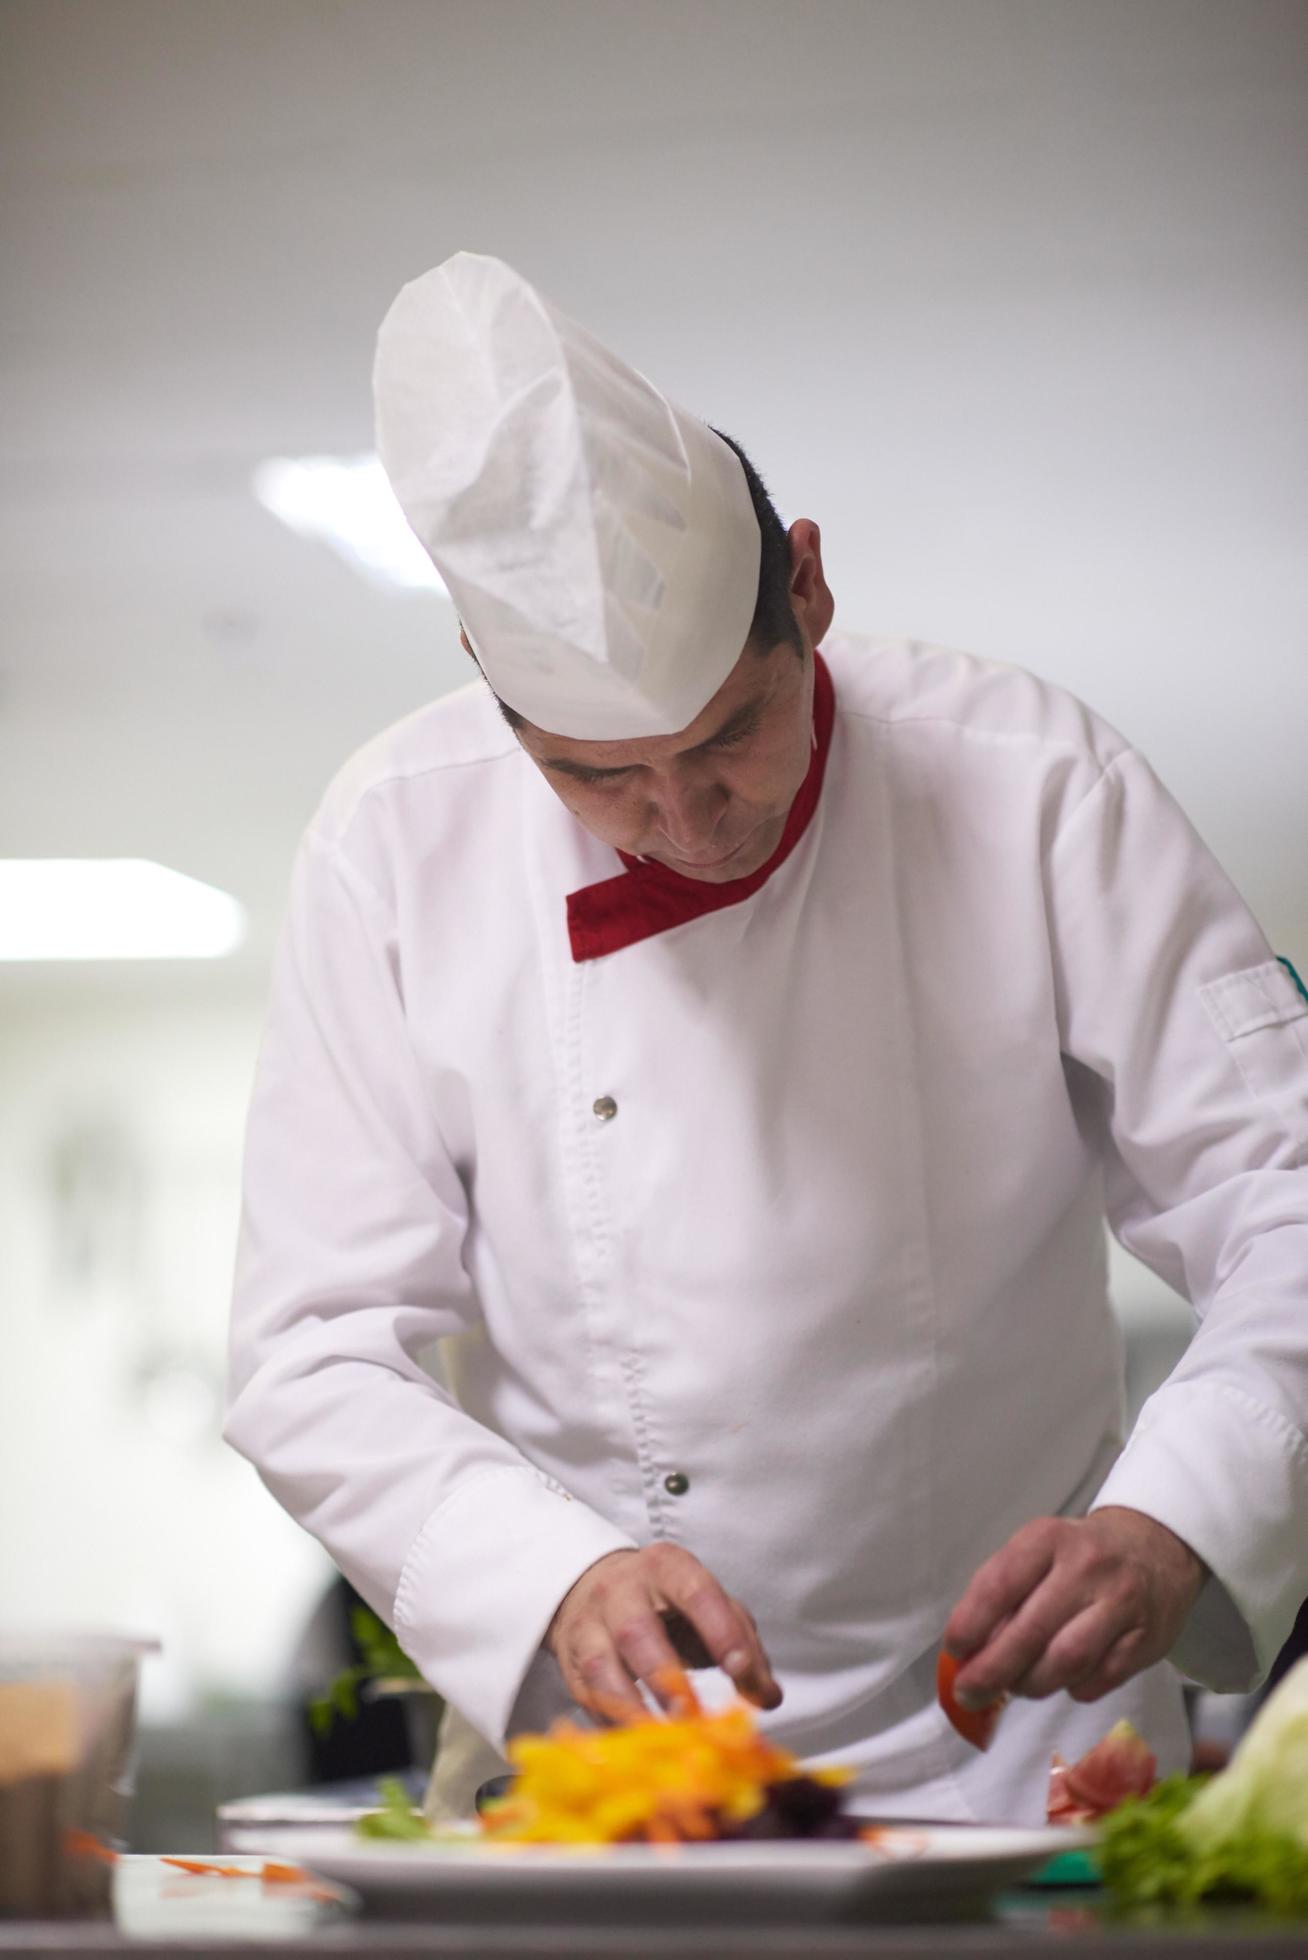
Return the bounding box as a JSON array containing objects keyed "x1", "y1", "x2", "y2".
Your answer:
[{"x1": 229, "y1": 1821, "x2": 1092, "y2": 1923}]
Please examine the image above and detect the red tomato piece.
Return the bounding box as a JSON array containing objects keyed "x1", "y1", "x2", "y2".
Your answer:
[{"x1": 936, "y1": 1649, "x2": 1006, "y2": 1751}]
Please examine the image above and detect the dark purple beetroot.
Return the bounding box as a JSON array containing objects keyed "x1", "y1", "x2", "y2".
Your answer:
[{"x1": 723, "y1": 1775, "x2": 863, "y2": 1840}]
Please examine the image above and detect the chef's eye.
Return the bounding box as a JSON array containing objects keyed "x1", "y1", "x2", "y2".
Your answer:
[
  {"x1": 707, "y1": 717, "x2": 760, "y2": 753},
  {"x1": 566, "y1": 766, "x2": 628, "y2": 788}
]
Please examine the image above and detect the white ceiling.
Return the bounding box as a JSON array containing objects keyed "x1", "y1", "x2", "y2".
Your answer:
[{"x1": 2, "y1": 0, "x2": 1306, "y2": 1001}]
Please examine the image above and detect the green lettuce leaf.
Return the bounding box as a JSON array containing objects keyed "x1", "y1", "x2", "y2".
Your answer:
[
  {"x1": 1181, "y1": 1657, "x2": 1308, "y2": 1857},
  {"x1": 1098, "y1": 1660, "x2": 1308, "y2": 1915},
  {"x1": 1099, "y1": 1775, "x2": 1308, "y2": 1912}
]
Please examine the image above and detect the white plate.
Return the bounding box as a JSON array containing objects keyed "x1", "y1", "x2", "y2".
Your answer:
[{"x1": 237, "y1": 1822, "x2": 1094, "y2": 1923}]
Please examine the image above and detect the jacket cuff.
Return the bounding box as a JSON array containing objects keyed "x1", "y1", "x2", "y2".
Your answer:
[
  {"x1": 1090, "y1": 1379, "x2": 1308, "y2": 1691},
  {"x1": 393, "y1": 1465, "x2": 637, "y2": 1750}
]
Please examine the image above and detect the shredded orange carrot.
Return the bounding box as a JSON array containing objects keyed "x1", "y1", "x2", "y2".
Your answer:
[
  {"x1": 648, "y1": 1665, "x2": 700, "y2": 1718},
  {"x1": 263, "y1": 1863, "x2": 340, "y2": 1904},
  {"x1": 64, "y1": 1829, "x2": 119, "y2": 1866},
  {"x1": 480, "y1": 1670, "x2": 850, "y2": 1846},
  {"x1": 161, "y1": 1857, "x2": 252, "y2": 1878},
  {"x1": 156, "y1": 1856, "x2": 338, "y2": 1904},
  {"x1": 857, "y1": 1826, "x2": 930, "y2": 1859}
]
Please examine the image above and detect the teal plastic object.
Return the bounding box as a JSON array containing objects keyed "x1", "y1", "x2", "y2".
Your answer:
[{"x1": 1025, "y1": 1845, "x2": 1102, "y2": 1888}]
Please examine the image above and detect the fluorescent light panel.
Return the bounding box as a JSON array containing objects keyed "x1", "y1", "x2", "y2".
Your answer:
[
  {"x1": 252, "y1": 454, "x2": 448, "y2": 595},
  {"x1": 0, "y1": 860, "x2": 247, "y2": 962}
]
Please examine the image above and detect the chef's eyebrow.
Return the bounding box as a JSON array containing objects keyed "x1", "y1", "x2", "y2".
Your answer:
[{"x1": 542, "y1": 698, "x2": 767, "y2": 780}]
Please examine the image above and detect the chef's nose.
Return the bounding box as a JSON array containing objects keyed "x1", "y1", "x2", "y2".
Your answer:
[{"x1": 652, "y1": 770, "x2": 727, "y2": 853}]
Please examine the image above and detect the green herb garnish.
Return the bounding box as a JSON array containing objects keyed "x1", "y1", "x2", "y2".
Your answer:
[
  {"x1": 356, "y1": 1777, "x2": 432, "y2": 1841},
  {"x1": 309, "y1": 1606, "x2": 424, "y2": 1739}
]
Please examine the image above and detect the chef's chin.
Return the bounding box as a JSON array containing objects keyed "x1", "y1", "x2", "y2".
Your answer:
[{"x1": 657, "y1": 821, "x2": 781, "y2": 883}]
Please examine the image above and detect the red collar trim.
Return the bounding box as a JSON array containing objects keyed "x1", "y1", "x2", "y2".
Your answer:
[{"x1": 565, "y1": 650, "x2": 836, "y2": 963}]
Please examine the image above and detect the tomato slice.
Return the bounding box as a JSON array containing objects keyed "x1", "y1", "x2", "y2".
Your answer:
[{"x1": 936, "y1": 1649, "x2": 1006, "y2": 1751}]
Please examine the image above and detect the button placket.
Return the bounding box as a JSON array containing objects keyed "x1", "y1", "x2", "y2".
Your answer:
[
  {"x1": 559, "y1": 962, "x2": 639, "y2": 1518},
  {"x1": 577, "y1": 972, "x2": 682, "y2": 1541}
]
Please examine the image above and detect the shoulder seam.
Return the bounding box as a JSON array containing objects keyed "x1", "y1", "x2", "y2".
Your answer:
[
  {"x1": 1045, "y1": 749, "x2": 1137, "y2": 863},
  {"x1": 315, "y1": 741, "x2": 522, "y2": 859},
  {"x1": 838, "y1": 700, "x2": 1124, "y2": 770}
]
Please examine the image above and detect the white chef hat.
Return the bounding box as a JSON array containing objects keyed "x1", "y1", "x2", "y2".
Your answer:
[{"x1": 373, "y1": 252, "x2": 761, "y2": 739}]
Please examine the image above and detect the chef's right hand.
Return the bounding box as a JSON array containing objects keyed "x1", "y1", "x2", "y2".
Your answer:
[{"x1": 545, "y1": 1545, "x2": 783, "y2": 1720}]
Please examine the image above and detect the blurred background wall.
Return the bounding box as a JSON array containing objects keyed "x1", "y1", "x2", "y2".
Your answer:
[{"x1": 2, "y1": 0, "x2": 1305, "y2": 1832}]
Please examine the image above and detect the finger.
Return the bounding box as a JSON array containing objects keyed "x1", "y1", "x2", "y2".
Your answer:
[
  {"x1": 1010, "y1": 1600, "x2": 1132, "y2": 1700},
  {"x1": 566, "y1": 1633, "x2": 646, "y2": 1722},
  {"x1": 656, "y1": 1552, "x2": 782, "y2": 1708},
  {"x1": 731, "y1": 1600, "x2": 781, "y2": 1705},
  {"x1": 607, "y1": 1594, "x2": 702, "y2": 1712},
  {"x1": 954, "y1": 1565, "x2": 1119, "y2": 1707},
  {"x1": 683, "y1": 1587, "x2": 779, "y2": 1707},
  {"x1": 1069, "y1": 1626, "x2": 1149, "y2": 1703},
  {"x1": 943, "y1": 1521, "x2": 1059, "y2": 1663},
  {"x1": 684, "y1": 1595, "x2": 775, "y2": 1699}
]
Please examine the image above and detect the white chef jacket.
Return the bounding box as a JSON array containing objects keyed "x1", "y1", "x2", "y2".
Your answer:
[{"x1": 225, "y1": 631, "x2": 1308, "y2": 1824}]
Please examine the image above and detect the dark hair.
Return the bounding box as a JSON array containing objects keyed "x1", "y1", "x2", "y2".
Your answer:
[
  {"x1": 488, "y1": 431, "x2": 796, "y2": 731},
  {"x1": 710, "y1": 429, "x2": 800, "y2": 659}
]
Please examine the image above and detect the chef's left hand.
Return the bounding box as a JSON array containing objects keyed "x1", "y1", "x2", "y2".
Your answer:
[{"x1": 942, "y1": 1506, "x2": 1207, "y2": 1708}]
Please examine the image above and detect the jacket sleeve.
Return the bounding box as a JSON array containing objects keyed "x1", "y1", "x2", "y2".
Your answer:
[
  {"x1": 1044, "y1": 748, "x2": 1308, "y2": 1691},
  {"x1": 223, "y1": 829, "x2": 635, "y2": 1748}
]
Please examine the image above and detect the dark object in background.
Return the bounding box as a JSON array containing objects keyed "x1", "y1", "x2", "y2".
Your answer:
[
  {"x1": 298, "y1": 1577, "x2": 412, "y2": 1784},
  {"x1": 475, "y1": 1774, "x2": 513, "y2": 1814},
  {"x1": 1188, "y1": 1592, "x2": 1308, "y2": 1773},
  {"x1": 1257, "y1": 1595, "x2": 1308, "y2": 1707}
]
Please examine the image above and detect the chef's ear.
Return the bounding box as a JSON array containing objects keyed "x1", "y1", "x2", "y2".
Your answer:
[
  {"x1": 459, "y1": 623, "x2": 475, "y2": 658},
  {"x1": 787, "y1": 520, "x2": 835, "y2": 648}
]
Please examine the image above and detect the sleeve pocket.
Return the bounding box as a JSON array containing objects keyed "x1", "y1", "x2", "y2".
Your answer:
[{"x1": 1198, "y1": 959, "x2": 1308, "y2": 1108}]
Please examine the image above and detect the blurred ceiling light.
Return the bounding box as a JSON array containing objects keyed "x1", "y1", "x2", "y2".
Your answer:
[
  {"x1": 0, "y1": 860, "x2": 247, "y2": 961},
  {"x1": 252, "y1": 453, "x2": 448, "y2": 594}
]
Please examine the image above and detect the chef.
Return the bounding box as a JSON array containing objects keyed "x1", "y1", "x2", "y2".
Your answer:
[{"x1": 225, "y1": 253, "x2": 1308, "y2": 1824}]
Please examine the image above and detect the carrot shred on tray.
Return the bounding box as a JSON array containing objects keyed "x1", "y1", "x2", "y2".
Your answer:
[
  {"x1": 162, "y1": 1857, "x2": 252, "y2": 1878},
  {"x1": 157, "y1": 1855, "x2": 331, "y2": 1900}
]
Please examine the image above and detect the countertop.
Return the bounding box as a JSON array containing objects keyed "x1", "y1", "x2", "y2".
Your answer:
[{"x1": 3, "y1": 1857, "x2": 1308, "y2": 1959}]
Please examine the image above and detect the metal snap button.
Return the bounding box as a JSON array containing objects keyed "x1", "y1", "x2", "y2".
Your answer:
[
  {"x1": 592, "y1": 1095, "x2": 618, "y2": 1121},
  {"x1": 663, "y1": 1471, "x2": 689, "y2": 1497}
]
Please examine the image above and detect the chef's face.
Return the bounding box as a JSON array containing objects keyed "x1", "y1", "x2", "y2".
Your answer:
[{"x1": 477, "y1": 519, "x2": 833, "y2": 883}]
